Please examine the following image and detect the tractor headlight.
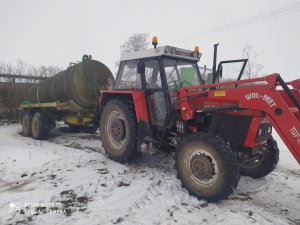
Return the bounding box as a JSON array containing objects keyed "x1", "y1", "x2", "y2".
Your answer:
[{"x1": 255, "y1": 123, "x2": 272, "y2": 143}]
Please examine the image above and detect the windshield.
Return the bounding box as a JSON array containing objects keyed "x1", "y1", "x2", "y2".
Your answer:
[{"x1": 163, "y1": 58, "x2": 202, "y2": 87}]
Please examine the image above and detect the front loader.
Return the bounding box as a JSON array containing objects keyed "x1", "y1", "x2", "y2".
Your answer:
[{"x1": 98, "y1": 37, "x2": 300, "y2": 202}]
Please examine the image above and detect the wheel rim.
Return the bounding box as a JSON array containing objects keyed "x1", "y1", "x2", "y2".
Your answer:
[
  {"x1": 105, "y1": 111, "x2": 126, "y2": 149},
  {"x1": 186, "y1": 149, "x2": 219, "y2": 186},
  {"x1": 31, "y1": 116, "x2": 39, "y2": 137},
  {"x1": 240, "y1": 152, "x2": 265, "y2": 169}
]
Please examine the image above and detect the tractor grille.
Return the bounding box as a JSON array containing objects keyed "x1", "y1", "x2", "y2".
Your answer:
[{"x1": 209, "y1": 113, "x2": 252, "y2": 147}]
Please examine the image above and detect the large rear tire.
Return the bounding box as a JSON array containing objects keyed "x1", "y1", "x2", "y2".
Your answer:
[
  {"x1": 21, "y1": 111, "x2": 32, "y2": 137},
  {"x1": 31, "y1": 112, "x2": 50, "y2": 140},
  {"x1": 175, "y1": 133, "x2": 240, "y2": 202},
  {"x1": 100, "y1": 99, "x2": 138, "y2": 162},
  {"x1": 239, "y1": 136, "x2": 279, "y2": 178}
]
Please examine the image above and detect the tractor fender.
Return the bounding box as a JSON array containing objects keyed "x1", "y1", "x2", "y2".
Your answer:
[{"x1": 98, "y1": 90, "x2": 149, "y2": 122}]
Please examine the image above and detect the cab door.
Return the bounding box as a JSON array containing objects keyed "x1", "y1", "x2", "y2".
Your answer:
[{"x1": 141, "y1": 60, "x2": 167, "y2": 127}]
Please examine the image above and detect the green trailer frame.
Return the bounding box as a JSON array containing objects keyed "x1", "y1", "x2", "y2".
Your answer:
[{"x1": 20, "y1": 101, "x2": 99, "y2": 139}]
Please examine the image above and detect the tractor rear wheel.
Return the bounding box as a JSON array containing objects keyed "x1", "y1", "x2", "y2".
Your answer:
[
  {"x1": 21, "y1": 111, "x2": 32, "y2": 137},
  {"x1": 175, "y1": 133, "x2": 240, "y2": 202},
  {"x1": 100, "y1": 99, "x2": 138, "y2": 162},
  {"x1": 31, "y1": 112, "x2": 50, "y2": 140},
  {"x1": 239, "y1": 136, "x2": 279, "y2": 178}
]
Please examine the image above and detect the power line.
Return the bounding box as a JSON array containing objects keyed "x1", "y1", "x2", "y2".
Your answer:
[
  {"x1": 181, "y1": 2, "x2": 300, "y2": 41},
  {"x1": 185, "y1": 3, "x2": 300, "y2": 39},
  {"x1": 214, "y1": 5, "x2": 300, "y2": 33}
]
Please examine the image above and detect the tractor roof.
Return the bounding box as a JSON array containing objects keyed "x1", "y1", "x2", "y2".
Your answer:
[{"x1": 120, "y1": 46, "x2": 201, "y2": 62}]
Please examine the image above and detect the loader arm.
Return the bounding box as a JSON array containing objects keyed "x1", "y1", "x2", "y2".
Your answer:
[{"x1": 178, "y1": 74, "x2": 300, "y2": 163}]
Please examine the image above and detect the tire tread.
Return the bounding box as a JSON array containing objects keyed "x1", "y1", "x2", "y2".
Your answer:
[{"x1": 175, "y1": 132, "x2": 240, "y2": 202}]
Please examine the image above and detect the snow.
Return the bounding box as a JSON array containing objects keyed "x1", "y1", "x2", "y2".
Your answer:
[{"x1": 0, "y1": 124, "x2": 299, "y2": 225}]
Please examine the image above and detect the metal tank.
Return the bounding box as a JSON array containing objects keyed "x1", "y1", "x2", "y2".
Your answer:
[{"x1": 24, "y1": 56, "x2": 115, "y2": 111}]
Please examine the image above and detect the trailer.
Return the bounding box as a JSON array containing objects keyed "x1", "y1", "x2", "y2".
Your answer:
[{"x1": 19, "y1": 55, "x2": 115, "y2": 139}]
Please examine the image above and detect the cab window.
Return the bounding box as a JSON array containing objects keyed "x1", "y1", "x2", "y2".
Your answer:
[
  {"x1": 115, "y1": 60, "x2": 142, "y2": 89},
  {"x1": 144, "y1": 60, "x2": 162, "y2": 89},
  {"x1": 164, "y1": 59, "x2": 202, "y2": 89}
]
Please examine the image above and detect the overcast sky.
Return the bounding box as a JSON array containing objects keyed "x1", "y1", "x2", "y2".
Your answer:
[{"x1": 0, "y1": 0, "x2": 299, "y2": 80}]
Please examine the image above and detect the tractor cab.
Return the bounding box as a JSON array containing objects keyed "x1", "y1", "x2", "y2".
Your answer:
[{"x1": 114, "y1": 44, "x2": 203, "y2": 127}]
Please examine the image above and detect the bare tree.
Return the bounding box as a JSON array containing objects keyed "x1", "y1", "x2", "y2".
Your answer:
[
  {"x1": 0, "y1": 59, "x2": 62, "y2": 124},
  {"x1": 120, "y1": 33, "x2": 149, "y2": 53},
  {"x1": 115, "y1": 33, "x2": 150, "y2": 70},
  {"x1": 242, "y1": 44, "x2": 263, "y2": 79}
]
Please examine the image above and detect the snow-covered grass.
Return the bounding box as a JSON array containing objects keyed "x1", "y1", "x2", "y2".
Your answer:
[{"x1": 0, "y1": 124, "x2": 299, "y2": 225}]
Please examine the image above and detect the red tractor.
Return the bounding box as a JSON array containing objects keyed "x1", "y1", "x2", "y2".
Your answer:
[{"x1": 98, "y1": 38, "x2": 300, "y2": 202}]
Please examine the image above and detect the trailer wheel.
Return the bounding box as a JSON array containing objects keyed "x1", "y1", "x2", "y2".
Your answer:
[
  {"x1": 175, "y1": 133, "x2": 240, "y2": 202},
  {"x1": 21, "y1": 111, "x2": 32, "y2": 136},
  {"x1": 31, "y1": 112, "x2": 50, "y2": 140},
  {"x1": 240, "y1": 136, "x2": 279, "y2": 178},
  {"x1": 100, "y1": 99, "x2": 138, "y2": 162}
]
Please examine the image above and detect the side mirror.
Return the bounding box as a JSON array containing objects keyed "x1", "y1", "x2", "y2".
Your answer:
[
  {"x1": 137, "y1": 62, "x2": 145, "y2": 74},
  {"x1": 219, "y1": 65, "x2": 223, "y2": 78}
]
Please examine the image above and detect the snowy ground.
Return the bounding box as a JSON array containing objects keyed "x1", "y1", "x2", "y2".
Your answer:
[{"x1": 0, "y1": 124, "x2": 299, "y2": 225}]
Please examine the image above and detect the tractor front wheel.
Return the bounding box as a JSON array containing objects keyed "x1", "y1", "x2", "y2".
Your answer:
[
  {"x1": 175, "y1": 133, "x2": 240, "y2": 202},
  {"x1": 100, "y1": 99, "x2": 138, "y2": 162},
  {"x1": 31, "y1": 112, "x2": 50, "y2": 140},
  {"x1": 239, "y1": 136, "x2": 279, "y2": 178}
]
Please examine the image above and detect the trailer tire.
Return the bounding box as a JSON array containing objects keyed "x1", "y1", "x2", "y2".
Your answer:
[
  {"x1": 21, "y1": 111, "x2": 32, "y2": 137},
  {"x1": 175, "y1": 133, "x2": 240, "y2": 202},
  {"x1": 100, "y1": 99, "x2": 138, "y2": 162},
  {"x1": 31, "y1": 112, "x2": 50, "y2": 140},
  {"x1": 240, "y1": 136, "x2": 279, "y2": 178}
]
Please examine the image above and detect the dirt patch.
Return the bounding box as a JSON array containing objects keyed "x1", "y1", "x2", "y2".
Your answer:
[
  {"x1": 21, "y1": 173, "x2": 28, "y2": 178},
  {"x1": 64, "y1": 142, "x2": 84, "y2": 150},
  {"x1": 77, "y1": 196, "x2": 89, "y2": 204},
  {"x1": 117, "y1": 181, "x2": 130, "y2": 187},
  {"x1": 58, "y1": 189, "x2": 90, "y2": 216},
  {"x1": 112, "y1": 218, "x2": 124, "y2": 224},
  {"x1": 97, "y1": 168, "x2": 109, "y2": 174}
]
